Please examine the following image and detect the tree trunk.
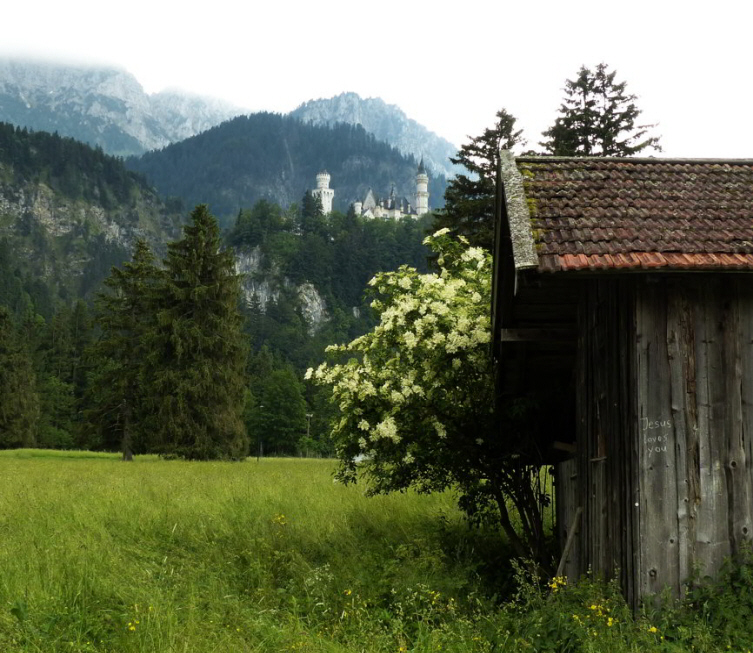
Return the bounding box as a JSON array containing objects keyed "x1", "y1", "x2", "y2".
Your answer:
[{"x1": 121, "y1": 399, "x2": 133, "y2": 462}]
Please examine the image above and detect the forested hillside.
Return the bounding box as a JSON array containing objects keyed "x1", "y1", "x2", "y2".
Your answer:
[
  {"x1": 0, "y1": 122, "x2": 183, "y2": 450},
  {"x1": 0, "y1": 122, "x2": 181, "y2": 315},
  {"x1": 229, "y1": 199, "x2": 433, "y2": 456},
  {"x1": 0, "y1": 114, "x2": 438, "y2": 459},
  {"x1": 127, "y1": 113, "x2": 447, "y2": 225}
]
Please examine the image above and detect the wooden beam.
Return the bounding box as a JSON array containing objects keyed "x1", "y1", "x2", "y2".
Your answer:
[
  {"x1": 553, "y1": 441, "x2": 577, "y2": 454},
  {"x1": 500, "y1": 328, "x2": 578, "y2": 343},
  {"x1": 556, "y1": 506, "x2": 583, "y2": 579}
]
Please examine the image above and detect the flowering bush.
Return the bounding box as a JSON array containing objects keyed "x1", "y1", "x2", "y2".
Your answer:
[{"x1": 308, "y1": 230, "x2": 547, "y2": 558}]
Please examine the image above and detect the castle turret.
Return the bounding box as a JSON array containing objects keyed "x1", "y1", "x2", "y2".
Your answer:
[
  {"x1": 415, "y1": 158, "x2": 429, "y2": 216},
  {"x1": 312, "y1": 170, "x2": 334, "y2": 215}
]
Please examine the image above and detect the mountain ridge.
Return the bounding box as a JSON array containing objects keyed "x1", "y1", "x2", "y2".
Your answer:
[
  {"x1": 126, "y1": 113, "x2": 447, "y2": 225},
  {"x1": 0, "y1": 60, "x2": 461, "y2": 182},
  {"x1": 290, "y1": 92, "x2": 461, "y2": 180},
  {"x1": 0, "y1": 58, "x2": 241, "y2": 157}
]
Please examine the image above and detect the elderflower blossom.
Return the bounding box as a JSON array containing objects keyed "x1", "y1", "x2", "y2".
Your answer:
[
  {"x1": 311, "y1": 231, "x2": 494, "y2": 487},
  {"x1": 430, "y1": 301, "x2": 450, "y2": 316},
  {"x1": 374, "y1": 417, "x2": 399, "y2": 442},
  {"x1": 461, "y1": 247, "x2": 485, "y2": 263},
  {"x1": 430, "y1": 332, "x2": 445, "y2": 346},
  {"x1": 456, "y1": 315, "x2": 471, "y2": 332},
  {"x1": 472, "y1": 328, "x2": 491, "y2": 344},
  {"x1": 360, "y1": 381, "x2": 377, "y2": 398}
]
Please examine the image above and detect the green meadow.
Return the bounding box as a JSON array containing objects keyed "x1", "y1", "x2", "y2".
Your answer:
[
  {"x1": 2, "y1": 450, "x2": 753, "y2": 653},
  {"x1": 0, "y1": 450, "x2": 505, "y2": 652}
]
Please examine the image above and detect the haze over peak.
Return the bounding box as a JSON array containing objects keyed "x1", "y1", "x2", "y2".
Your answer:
[{"x1": 0, "y1": 58, "x2": 242, "y2": 157}]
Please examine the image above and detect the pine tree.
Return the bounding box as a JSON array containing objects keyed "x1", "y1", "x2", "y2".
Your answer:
[
  {"x1": 86, "y1": 240, "x2": 159, "y2": 458},
  {"x1": 247, "y1": 356, "x2": 306, "y2": 456},
  {"x1": 541, "y1": 63, "x2": 661, "y2": 156},
  {"x1": 300, "y1": 190, "x2": 325, "y2": 236},
  {"x1": 0, "y1": 307, "x2": 40, "y2": 448},
  {"x1": 144, "y1": 205, "x2": 249, "y2": 460},
  {"x1": 433, "y1": 109, "x2": 525, "y2": 249}
]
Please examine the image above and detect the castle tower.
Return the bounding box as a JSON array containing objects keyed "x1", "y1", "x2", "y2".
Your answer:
[
  {"x1": 312, "y1": 170, "x2": 334, "y2": 215},
  {"x1": 415, "y1": 158, "x2": 429, "y2": 216}
]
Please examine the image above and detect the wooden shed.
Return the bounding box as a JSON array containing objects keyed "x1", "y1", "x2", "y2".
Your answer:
[{"x1": 492, "y1": 152, "x2": 753, "y2": 606}]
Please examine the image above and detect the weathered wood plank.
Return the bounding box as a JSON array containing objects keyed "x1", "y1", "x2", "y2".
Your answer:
[
  {"x1": 737, "y1": 278, "x2": 753, "y2": 547},
  {"x1": 694, "y1": 280, "x2": 731, "y2": 576},
  {"x1": 665, "y1": 282, "x2": 696, "y2": 589},
  {"x1": 723, "y1": 279, "x2": 753, "y2": 551},
  {"x1": 556, "y1": 458, "x2": 580, "y2": 580},
  {"x1": 636, "y1": 280, "x2": 680, "y2": 598},
  {"x1": 499, "y1": 328, "x2": 578, "y2": 343}
]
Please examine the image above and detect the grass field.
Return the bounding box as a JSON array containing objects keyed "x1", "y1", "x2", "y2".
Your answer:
[
  {"x1": 0, "y1": 450, "x2": 507, "y2": 652},
  {"x1": 3, "y1": 450, "x2": 753, "y2": 653}
]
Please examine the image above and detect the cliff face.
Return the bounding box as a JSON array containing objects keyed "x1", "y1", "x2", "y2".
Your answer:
[
  {"x1": 0, "y1": 59, "x2": 242, "y2": 157},
  {"x1": 0, "y1": 160, "x2": 180, "y2": 302},
  {"x1": 290, "y1": 92, "x2": 461, "y2": 180},
  {"x1": 235, "y1": 247, "x2": 328, "y2": 336}
]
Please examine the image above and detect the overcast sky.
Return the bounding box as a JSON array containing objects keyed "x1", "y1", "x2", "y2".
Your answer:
[{"x1": 3, "y1": 0, "x2": 752, "y2": 158}]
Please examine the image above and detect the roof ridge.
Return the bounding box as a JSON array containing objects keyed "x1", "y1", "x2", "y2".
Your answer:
[{"x1": 515, "y1": 155, "x2": 753, "y2": 165}]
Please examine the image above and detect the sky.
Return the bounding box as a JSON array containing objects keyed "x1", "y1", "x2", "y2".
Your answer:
[{"x1": 3, "y1": 0, "x2": 752, "y2": 158}]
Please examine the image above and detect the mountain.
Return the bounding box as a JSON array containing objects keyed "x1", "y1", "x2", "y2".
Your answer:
[
  {"x1": 0, "y1": 60, "x2": 461, "y2": 185},
  {"x1": 290, "y1": 92, "x2": 461, "y2": 180},
  {"x1": 0, "y1": 58, "x2": 242, "y2": 157},
  {"x1": 0, "y1": 121, "x2": 181, "y2": 315},
  {"x1": 127, "y1": 113, "x2": 447, "y2": 226}
]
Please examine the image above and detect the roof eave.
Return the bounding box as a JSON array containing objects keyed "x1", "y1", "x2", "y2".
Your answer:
[{"x1": 499, "y1": 150, "x2": 539, "y2": 270}]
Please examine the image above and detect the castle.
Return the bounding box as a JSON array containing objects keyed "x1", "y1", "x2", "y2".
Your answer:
[
  {"x1": 310, "y1": 160, "x2": 430, "y2": 219},
  {"x1": 311, "y1": 171, "x2": 335, "y2": 214}
]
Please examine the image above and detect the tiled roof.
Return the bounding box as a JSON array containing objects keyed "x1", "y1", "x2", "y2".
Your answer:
[{"x1": 515, "y1": 157, "x2": 753, "y2": 272}]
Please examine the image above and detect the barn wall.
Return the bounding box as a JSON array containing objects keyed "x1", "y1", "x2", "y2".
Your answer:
[
  {"x1": 566, "y1": 279, "x2": 638, "y2": 604},
  {"x1": 544, "y1": 274, "x2": 753, "y2": 604},
  {"x1": 634, "y1": 276, "x2": 753, "y2": 599}
]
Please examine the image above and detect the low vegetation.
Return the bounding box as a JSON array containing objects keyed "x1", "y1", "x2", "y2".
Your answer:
[{"x1": 1, "y1": 451, "x2": 752, "y2": 652}]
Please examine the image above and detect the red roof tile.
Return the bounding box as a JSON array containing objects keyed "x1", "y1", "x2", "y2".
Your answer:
[{"x1": 517, "y1": 157, "x2": 753, "y2": 272}]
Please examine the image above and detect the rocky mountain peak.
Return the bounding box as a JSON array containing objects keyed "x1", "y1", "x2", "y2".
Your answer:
[
  {"x1": 290, "y1": 92, "x2": 461, "y2": 180},
  {"x1": 0, "y1": 58, "x2": 242, "y2": 157}
]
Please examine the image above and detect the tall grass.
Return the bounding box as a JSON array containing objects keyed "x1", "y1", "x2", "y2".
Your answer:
[
  {"x1": 2, "y1": 451, "x2": 751, "y2": 652},
  {"x1": 0, "y1": 451, "x2": 502, "y2": 652}
]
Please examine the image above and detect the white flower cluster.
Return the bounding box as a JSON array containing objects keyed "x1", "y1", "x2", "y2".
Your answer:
[{"x1": 306, "y1": 230, "x2": 493, "y2": 474}]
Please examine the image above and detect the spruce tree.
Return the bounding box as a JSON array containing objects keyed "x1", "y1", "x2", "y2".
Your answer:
[
  {"x1": 86, "y1": 240, "x2": 159, "y2": 458},
  {"x1": 541, "y1": 63, "x2": 661, "y2": 156},
  {"x1": 0, "y1": 307, "x2": 40, "y2": 448},
  {"x1": 433, "y1": 109, "x2": 525, "y2": 250},
  {"x1": 144, "y1": 205, "x2": 249, "y2": 460}
]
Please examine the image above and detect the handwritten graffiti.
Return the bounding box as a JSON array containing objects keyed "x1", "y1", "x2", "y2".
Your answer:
[
  {"x1": 641, "y1": 417, "x2": 672, "y2": 431},
  {"x1": 641, "y1": 419, "x2": 671, "y2": 458}
]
